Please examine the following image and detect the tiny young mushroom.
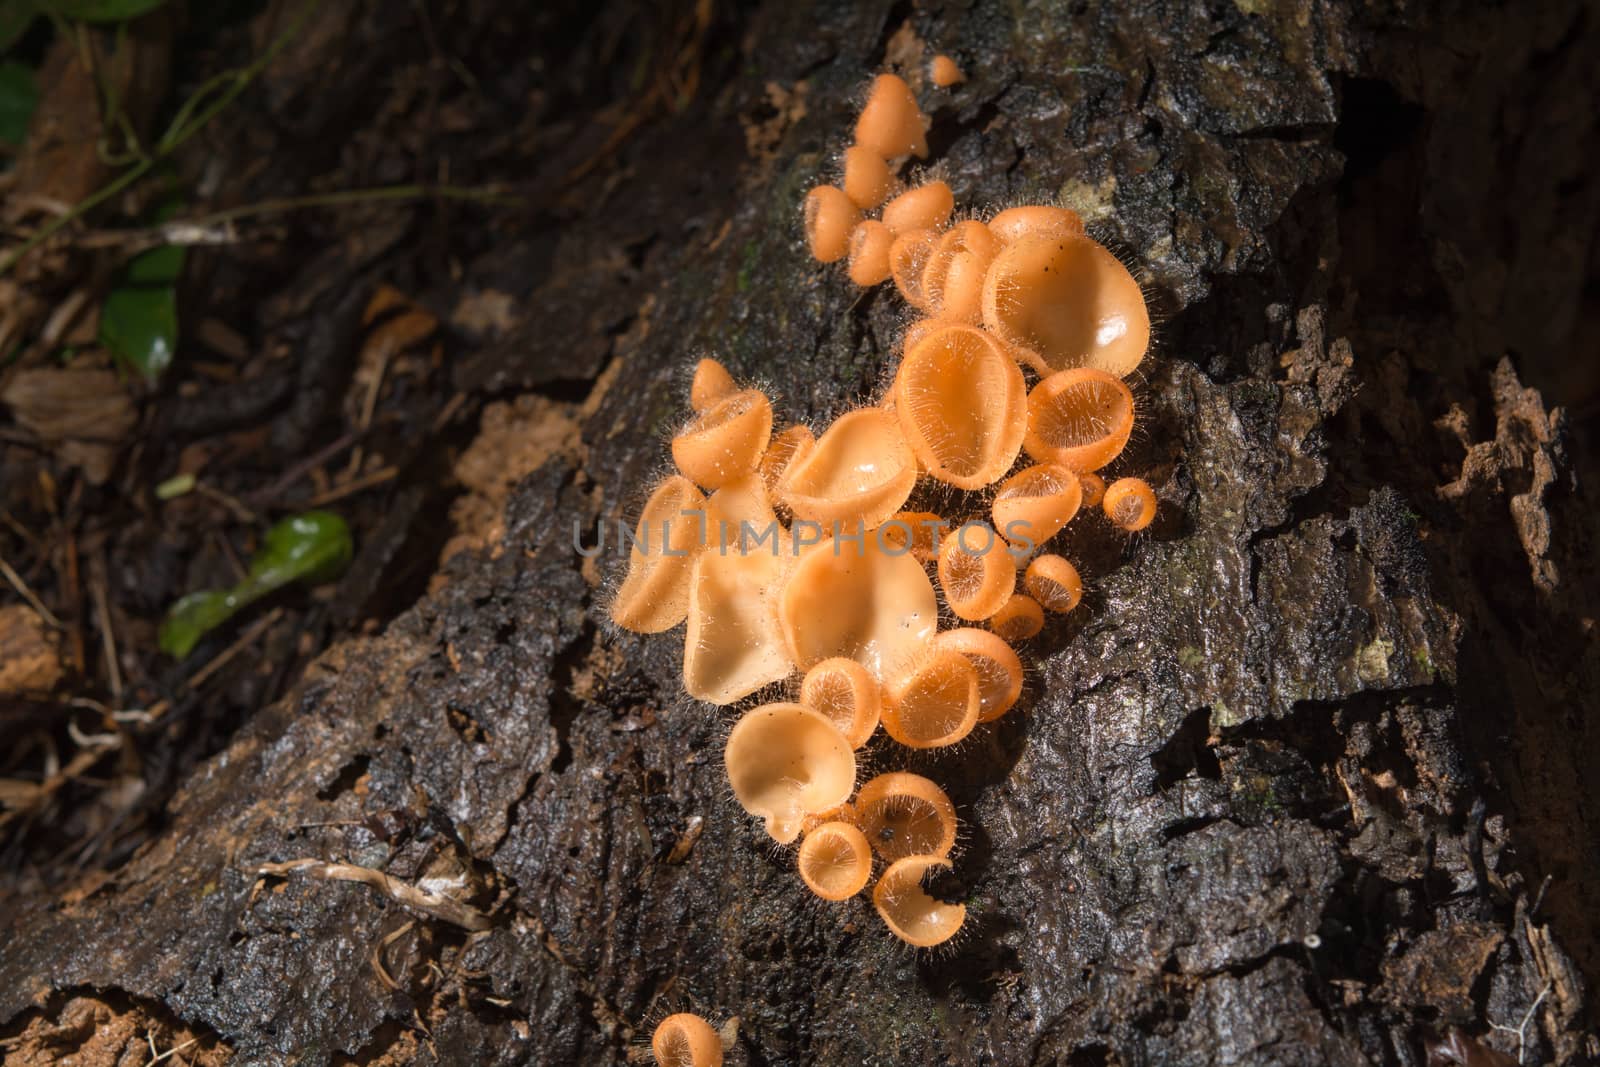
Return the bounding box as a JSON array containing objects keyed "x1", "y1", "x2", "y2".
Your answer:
[
  {"x1": 874, "y1": 856, "x2": 967, "y2": 948},
  {"x1": 991, "y1": 463, "x2": 1084, "y2": 549},
  {"x1": 1022, "y1": 368, "x2": 1135, "y2": 473},
  {"x1": 1024, "y1": 554, "x2": 1083, "y2": 613},
  {"x1": 881, "y1": 649, "x2": 981, "y2": 748},
  {"x1": 725, "y1": 703, "x2": 856, "y2": 845},
  {"x1": 800, "y1": 656, "x2": 883, "y2": 748},
  {"x1": 797, "y1": 820, "x2": 874, "y2": 901},
  {"x1": 854, "y1": 72, "x2": 927, "y2": 160},
  {"x1": 1103, "y1": 476, "x2": 1158, "y2": 532},
  {"x1": 989, "y1": 593, "x2": 1045, "y2": 642},
  {"x1": 855, "y1": 771, "x2": 958, "y2": 863},
  {"x1": 932, "y1": 627, "x2": 1024, "y2": 722},
  {"x1": 936, "y1": 529, "x2": 1016, "y2": 622},
  {"x1": 652, "y1": 1013, "x2": 724, "y2": 1067},
  {"x1": 893, "y1": 322, "x2": 1026, "y2": 490},
  {"x1": 842, "y1": 145, "x2": 896, "y2": 210},
  {"x1": 672, "y1": 388, "x2": 774, "y2": 490},
  {"x1": 804, "y1": 185, "x2": 861, "y2": 263}
]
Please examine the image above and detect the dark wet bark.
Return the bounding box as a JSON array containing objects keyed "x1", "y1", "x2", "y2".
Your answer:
[{"x1": 2, "y1": 2, "x2": 1597, "y2": 1065}]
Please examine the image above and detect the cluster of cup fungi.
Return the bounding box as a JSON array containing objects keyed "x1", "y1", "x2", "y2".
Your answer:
[{"x1": 614, "y1": 56, "x2": 1155, "y2": 1066}]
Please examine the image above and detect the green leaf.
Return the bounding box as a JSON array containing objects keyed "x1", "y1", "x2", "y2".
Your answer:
[
  {"x1": 99, "y1": 241, "x2": 184, "y2": 381},
  {"x1": 0, "y1": 61, "x2": 37, "y2": 146},
  {"x1": 0, "y1": 4, "x2": 37, "y2": 54},
  {"x1": 159, "y1": 511, "x2": 354, "y2": 659},
  {"x1": 37, "y1": 0, "x2": 169, "y2": 22}
]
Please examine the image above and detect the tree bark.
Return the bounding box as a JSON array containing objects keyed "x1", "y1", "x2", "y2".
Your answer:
[{"x1": 2, "y1": 1, "x2": 1597, "y2": 1064}]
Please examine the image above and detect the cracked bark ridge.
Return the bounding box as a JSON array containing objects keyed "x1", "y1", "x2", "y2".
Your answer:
[{"x1": 2, "y1": 2, "x2": 1596, "y2": 1065}]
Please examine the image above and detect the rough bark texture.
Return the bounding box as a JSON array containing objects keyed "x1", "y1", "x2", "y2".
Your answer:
[{"x1": 3, "y1": 2, "x2": 1597, "y2": 1065}]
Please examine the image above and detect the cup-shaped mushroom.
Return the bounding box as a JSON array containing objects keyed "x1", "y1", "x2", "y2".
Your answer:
[
  {"x1": 1022, "y1": 368, "x2": 1135, "y2": 472},
  {"x1": 856, "y1": 771, "x2": 958, "y2": 862},
  {"x1": 673, "y1": 388, "x2": 774, "y2": 490},
  {"x1": 652, "y1": 1013, "x2": 723, "y2": 1067},
  {"x1": 803, "y1": 186, "x2": 861, "y2": 263},
  {"x1": 986, "y1": 205, "x2": 1085, "y2": 245},
  {"x1": 879, "y1": 510, "x2": 945, "y2": 562},
  {"x1": 847, "y1": 219, "x2": 895, "y2": 287},
  {"x1": 992, "y1": 464, "x2": 1083, "y2": 550},
  {"x1": 690, "y1": 358, "x2": 737, "y2": 413},
  {"x1": 759, "y1": 425, "x2": 817, "y2": 498},
  {"x1": 725, "y1": 703, "x2": 856, "y2": 845},
  {"x1": 936, "y1": 527, "x2": 1016, "y2": 621},
  {"x1": 989, "y1": 593, "x2": 1044, "y2": 642},
  {"x1": 801, "y1": 800, "x2": 858, "y2": 837},
  {"x1": 982, "y1": 233, "x2": 1149, "y2": 377},
  {"x1": 705, "y1": 473, "x2": 780, "y2": 553},
  {"x1": 1078, "y1": 470, "x2": 1107, "y2": 508},
  {"x1": 800, "y1": 657, "x2": 882, "y2": 748},
  {"x1": 929, "y1": 55, "x2": 965, "y2": 87},
  {"x1": 889, "y1": 228, "x2": 939, "y2": 311},
  {"x1": 873, "y1": 856, "x2": 966, "y2": 948},
  {"x1": 778, "y1": 532, "x2": 937, "y2": 679},
  {"x1": 1103, "y1": 476, "x2": 1158, "y2": 531},
  {"x1": 894, "y1": 323, "x2": 1025, "y2": 490},
  {"x1": 933, "y1": 628, "x2": 1023, "y2": 722},
  {"x1": 882, "y1": 649, "x2": 980, "y2": 748},
  {"x1": 842, "y1": 145, "x2": 895, "y2": 209},
  {"x1": 922, "y1": 221, "x2": 1001, "y2": 322},
  {"x1": 854, "y1": 73, "x2": 927, "y2": 160},
  {"x1": 684, "y1": 548, "x2": 794, "y2": 705},
  {"x1": 882, "y1": 180, "x2": 954, "y2": 236},
  {"x1": 1024, "y1": 554, "x2": 1083, "y2": 613},
  {"x1": 798, "y1": 821, "x2": 873, "y2": 901},
  {"x1": 610, "y1": 476, "x2": 707, "y2": 633},
  {"x1": 778, "y1": 408, "x2": 917, "y2": 530}
]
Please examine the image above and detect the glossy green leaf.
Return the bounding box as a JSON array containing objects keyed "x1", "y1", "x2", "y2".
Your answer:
[
  {"x1": 99, "y1": 242, "x2": 183, "y2": 381},
  {"x1": 38, "y1": 0, "x2": 169, "y2": 22},
  {"x1": 0, "y1": 61, "x2": 37, "y2": 146},
  {"x1": 159, "y1": 511, "x2": 354, "y2": 658}
]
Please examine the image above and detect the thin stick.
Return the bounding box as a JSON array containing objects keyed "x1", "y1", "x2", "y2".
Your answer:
[
  {"x1": 0, "y1": 554, "x2": 62, "y2": 628},
  {"x1": 186, "y1": 607, "x2": 284, "y2": 691},
  {"x1": 304, "y1": 465, "x2": 397, "y2": 508}
]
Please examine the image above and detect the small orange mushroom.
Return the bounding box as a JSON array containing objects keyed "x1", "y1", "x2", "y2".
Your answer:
[
  {"x1": 683, "y1": 547, "x2": 794, "y2": 705},
  {"x1": 1103, "y1": 476, "x2": 1158, "y2": 531},
  {"x1": 803, "y1": 186, "x2": 861, "y2": 263},
  {"x1": 778, "y1": 531, "x2": 937, "y2": 679},
  {"x1": 652, "y1": 1013, "x2": 723, "y2": 1067},
  {"x1": 933, "y1": 628, "x2": 1023, "y2": 722},
  {"x1": 991, "y1": 463, "x2": 1083, "y2": 550},
  {"x1": 672, "y1": 388, "x2": 774, "y2": 490},
  {"x1": 893, "y1": 322, "x2": 1026, "y2": 490},
  {"x1": 855, "y1": 771, "x2": 958, "y2": 862},
  {"x1": 1078, "y1": 470, "x2": 1107, "y2": 508},
  {"x1": 936, "y1": 528, "x2": 1016, "y2": 621},
  {"x1": 778, "y1": 407, "x2": 917, "y2": 530},
  {"x1": 882, "y1": 180, "x2": 955, "y2": 236},
  {"x1": 889, "y1": 228, "x2": 939, "y2": 310},
  {"x1": 1024, "y1": 554, "x2": 1083, "y2": 613},
  {"x1": 986, "y1": 205, "x2": 1085, "y2": 245},
  {"x1": 854, "y1": 72, "x2": 927, "y2": 160},
  {"x1": 989, "y1": 593, "x2": 1044, "y2": 642},
  {"x1": 758, "y1": 425, "x2": 817, "y2": 498},
  {"x1": 800, "y1": 656, "x2": 882, "y2": 748},
  {"x1": 921, "y1": 221, "x2": 1001, "y2": 323},
  {"x1": 801, "y1": 800, "x2": 858, "y2": 836},
  {"x1": 610, "y1": 476, "x2": 707, "y2": 633},
  {"x1": 847, "y1": 219, "x2": 895, "y2": 286},
  {"x1": 982, "y1": 234, "x2": 1149, "y2": 377},
  {"x1": 725, "y1": 703, "x2": 856, "y2": 844},
  {"x1": 1022, "y1": 368, "x2": 1135, "y2": 472},
  {"x1": 929, "y1": 55, "x2": 965, "y2": 88},
  {"x1": 874, "y1": 856, "x2": 966, "y2": 948},
  {"x1": 842, "y1": 145, "x2": 895, "y2": 209},
  {"x1": 882, "y1": 649, "x2": 980, "y2": 748},
  {"x1": 689, "y1": 358, "x2": 737, "y2": 413},
  {"x1": 798, "y1": 821, "x2": 873, "y2": 901}
]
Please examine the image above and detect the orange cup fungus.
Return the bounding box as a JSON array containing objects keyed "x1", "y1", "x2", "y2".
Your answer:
[
  {"x1": 880, "y1": 510, "x2": 943, "y2": 561},
  {"x1": 652, "y1": 1013, "x2": 723, "y2": 1067},
  {"x1": 989, "y1": 593, "x2": 1044, "y2": 643},
  {"x1": 923, "y1": 221, "x2": 1002, "y2": 323},
  {"x1": 982, "y1": 234, "x2": 1149, "y2": 377},
  {"x1": 882, "y1": 649, "x2": 980, "y2": 748},
  {"x1": 874, "y1": 856, "x2": 966, "y2": 948},
  {"x1": 778, "y1": 532, "x2": 937, "y2": 679},
  {"x1": 1024, "y1": 554, "x2": 1084, "y2": 614},
  {"x1": 800, "y1": 656, "x2": 882, "y2": 748},
  {"x1": 847, "y1": 219, "x2": 895, "y2": 286},
  {"x1": 1103, "y1": 476, "x2": 1158, "y2": 532},
  {"x1": 854, "y1": 73, "x2": 927, "y2": 160},
  {"x1": 933, "y1": 628, "x2": 1023, "y2": 722},
  {"x1": 778, "y1": 407, "x2": 917, "y2": 529},
  {"x1": 882, "y1": 180, "x2": 955, "y2": 236},
  {"x1": 1022, "y1": 368, "x2": 1135, "y2": 472},
  {"x1": 987, "y1": 204, "x2": 1085, "y2": 245},
  {"x1": 798, "y1": 820, "x2": 874, "y2": 901},
  {"x1": 893, "y1": 322, "x2": 1025, "y2": 490},
  {"x1": 689, "y1": 358, "x2": 737, "y2": 413},
  {"x1": 856, "y1": 771, "x2": 958, "y2": 862},
  {"x1": 683, "y1": 547, "x2": 793, "y2": 705},
  {"x1": 725, "y1": 703, "x2": 856, "y2": 844},
  {"x1": 936, "y1": 530, "x2": 1016, "y2": 622},
  {"x1": 929, "y1": 55, "x2": 965, "y2": 88},
  {"x1": 610, "y1": 476, "x2": 707, "y2": 633},
  {"x1": 804, "y1": 185, "x2": 861, "y2": 263},
  {"x1": 992, "y1": 463, "x2": 1084, "y2": 548},
  {"x1": 889, "y1": 228, "x2": 940, "y2": 311},
  {"x1": 758, "y1": 424, "x2": 817, "y2": 498},
  {"x1": 842, "y1": 145, "x2": 896, "y2": 210},
  {"x1": 1078, "y1": 470, "x2": 1107, "y2": 508},
  {"x1": 673, "y1": 388, "x2": 774, "y2": 490}
]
